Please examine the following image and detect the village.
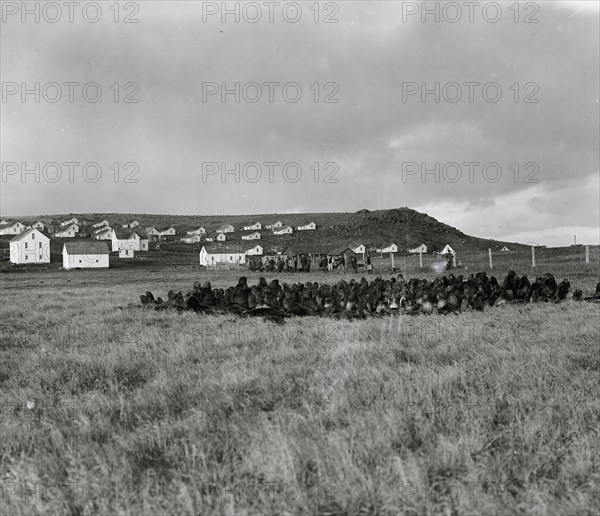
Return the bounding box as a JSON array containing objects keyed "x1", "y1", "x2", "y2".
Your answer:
[{"x1": 0, "y1": 215, "x2": 503, "y2": 271}]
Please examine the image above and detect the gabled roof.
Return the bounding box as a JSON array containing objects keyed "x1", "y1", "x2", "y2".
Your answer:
[
  {"x1": 378, "y1": 243, "x2": 397, "y2": 249},
  {"x1": 201, "y1": 244, "x2": 244, "y2": 254},
  {"x1": 273, "y1": 225, "x2": 292, "y2": 231},
  {"x1": 114, "y1": 228, "x2": 148, "y2": 239},
  {"x1": 56, "y1": 223, "x2": 77, "y2": 231},
  {"x1": 329, "y1": 246, "x2": 355, "y2": 256},
  {"x1": 243, "y1": 243, "x2": 263, "y2": 252},
  {"x1": 0, "y1": 221, "x2": 23, "y2": 229},
  {"x1": 349, "y1": 241, "x2": 365, "y2": 248},
  {"x1": 63, "y1": 241, "x2": 110, "y2": 255},
  {"x1": 217, "y1": 224, "x2": 234, "y2": 231},
  {"x1": 10, "y1": 227, "x2": 48, "y2": 242}
]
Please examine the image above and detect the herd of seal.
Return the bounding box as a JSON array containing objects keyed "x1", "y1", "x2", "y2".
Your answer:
[{"x1": 133, "y1": 271, "x2": 600, "y2": 320}]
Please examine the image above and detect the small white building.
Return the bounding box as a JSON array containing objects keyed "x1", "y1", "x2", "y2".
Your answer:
[
  {"x1": 407, "y1": 243, "x2": 428, "y2": 254},
  {"x1": 266, "y1": 221, "x2": 283, "y2": 229},
  {"x1": 0, "y1": 219, "x2": 8, "y2": 225},
  {"x1": 9, "y1": 228, "x2": 50, "y2": 264},
  {"x1": 241, "y1": 232, "x2": 261, "y2": 241},
  {"x1": 0, "y1": 221, "x2": 26, "y2": 236},
  {"x1": 216, "y1": 232, "x2": 227, "y2": 242},
  {"x1": 204, "y1": 237, "x2": 215, "y2": 242},
  {"x1": 188, "y1": 227, "x2": 207, "y2": 235},
  {"x1": 216, "y1": 224, "x2": 235, "y2": 234},
  {"x1": 500, "y1": 245, "x2": 511, "y2": 252},
  {"x1": 297, "y1": 221, "x2": 316, "y2": 231},
  {"x1": 54, "y1": 223, "x2": 78, "y2": 238},
  {"x1": 145, "y1": 227, "x2": 161, "y2": 241},
  {"x1": 349, "y1": 242, "x2": 366, "y2": 255},
  {"x1": 112, "y1": 229, "x2": 149, "y2": 254},
  {"x1": 243, "y1": 222, "x2": 262, "y2": 231},
  {"x1": 123, "y1": 220, "x2": 140, "y2": 229},
  {"x1": 93, "y1": 219, "x2": 110, "y2": 228},
  {"x1": 439, "y1": 244, "x2": 456, "y2": 256},
  {"x1": 244, "y1": 244, "x2": 264, "y2": 256},
  {"x1": 377, "y1": 243, "x2": 398, "y2": 253},
  {"x1": 31, "y1": 220, "x2": 45, "y2": 231},
  {"x1": 60, "y1": 217, "x2": 79, "y2": 227},
  {"x1": 199, "y1": 245, "x2": 246, "y2": 267},
  {"x1": 159, "y1": 226, "x2": 176, "y2": 239},
  {"x1": 62, "y1": 241, "x2": 109, "y2": 269},
  {"x1": 92, "y1": 226, "x2": 113, "y2": 240},
  {"x1": 182, "y1": 234, "x2": 203, "y2": 244},
  {"x1": 273, "y1": 225, "x2": 293, "y2": 235}
]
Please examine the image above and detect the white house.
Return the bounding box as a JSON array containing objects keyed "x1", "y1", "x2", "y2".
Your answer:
[
  {"x1": 182, "y1": 234, "x2": 203, "y2": 244},
  {"x1": 266, "y1": 221, "x2": 283, "y2": 229},
  {"x1": 216, "y1": 232, "x2": 227, "y2": 242},
  {"x1": 188, "y1": 227, "x2": 207, "y2": 235},
  {"x1": 62, "y1": 241, "x2": 109, "y2": 269},
  {"x1": 439, "y1": 244, "x2": 456, "y2": 256},
  {"x1": 123, "y1": 220, "x2": 140, "y2": 229},
  {"x1": 111, "y1": 229, "x2": 149, "y2": 257},
  {"x1": 241, "y1": 232, "x2": 261, "y2": 241},
  {"x1": 199, "y1": 244, "x2": 246, "y2": 267},
  {"x1": 92, "y1": 226, "x2": 113, "y2": 240},
  {"x1": 273, "y1": 225, "x2": 293, "y2": 235},
  {"x1": 31, "y1": 220, "x2": 45, "y2": 231},
  {"x1": 500, "y1": 245, "x2": 511, "y2": 252},
  {"x1": 9, "y1": 228, "x2": 50, "y2": 264},
  {"x1": 159, "y1": 226, "x2": 176, "y2": 239},
  {"x1": 0, "y1": 221, "x2": 25, "y2": 236},
  {"x1": 377, "y1": 243, "x2": 398, "y2": 253},
  {"x1": 297, "y1": 222, "x2": 316, "y2": 231},
  {"x1": 60, "y1": 217, "x2": 78, "y2": 228},
  {"x1": 93, "y1": 219, "x2": 110, "y2": 228},
  {"x1": 204, "y1": 236, "x2": 214, "y2": 242},
  {"x1": 349, "y1": 242, "x2": 366, "y2": 255},
  {"x1": 216, "y1": 224, "x2": 235, "y2": 234},
  {"x1": 243, "y1": 222, "x2": 262, "y2": 231},
  {"x1": 244, "y1": 244, "x2": 263, "y2": 256},
  {"x1": 0, "y1": 219, "x2": 8, "y2": 224},
  {"x1": 407, "y1": 243, "x2": 428, "y2": 254},
  {"x1": 145, "y1": 227, "x2": 161, "y2": 241},
  {"x1": 54, "y1": 223, "x2": 78, "y2": 238}
]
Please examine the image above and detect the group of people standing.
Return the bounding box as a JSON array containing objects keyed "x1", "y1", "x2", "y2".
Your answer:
[{"x1": 248, "y1": 252, "x2": 375, "y2": 274}]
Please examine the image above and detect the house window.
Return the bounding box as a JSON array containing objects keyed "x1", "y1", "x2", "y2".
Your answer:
[
  {"x1": 39, "y1": 255, "x2": 42, "y2": 259},
  {"x1": 79, "y1": 259, "x2": 82, "y2": 263},
  {"x1": 25, "y1": 243, "x2": 28, "y2": 249},
  {"x1": 25, "y1": 255, "x2": 28, "y2": 260},
  {"x1": 96, "y1": 259, "x2": 99, "y2": 263},
  {"x1": 39, "y1": 242, "x2": 42, "y2": 248},
  {"x1": 32, "y1": 233, "x2": 35, "y2": 239}
]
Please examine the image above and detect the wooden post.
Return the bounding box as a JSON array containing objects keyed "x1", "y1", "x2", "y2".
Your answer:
[
  {"x1": 488, "y1": 248, "x2": 493, "y2": 269},
  {"x1": 531, "y1": 246, "x2": 536, "y2": 267},
  {"x1": 585, "y1": 245, "x2": 590, "y2": 265},
  {"x1": 419, "y1": 250, "x2": 423, "y2": 268}
]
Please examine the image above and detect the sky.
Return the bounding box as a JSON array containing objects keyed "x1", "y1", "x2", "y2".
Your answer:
[{"x1": 1, "y1": 0, "x2": 599, "y2": 247}]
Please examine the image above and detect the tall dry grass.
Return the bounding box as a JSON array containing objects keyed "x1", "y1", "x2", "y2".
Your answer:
[{"x1": 1, "y1": 263, "x2": 599, "y2": 515}]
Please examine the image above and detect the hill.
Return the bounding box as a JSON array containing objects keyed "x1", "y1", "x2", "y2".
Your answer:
[{"x1": 3, "y1": 207, "x2": 525, "y2": 254}]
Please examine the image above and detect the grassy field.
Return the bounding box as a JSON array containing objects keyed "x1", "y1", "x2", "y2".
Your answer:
[{"x1": 1, "y1": 257, "x2": 599, "y2": 515}]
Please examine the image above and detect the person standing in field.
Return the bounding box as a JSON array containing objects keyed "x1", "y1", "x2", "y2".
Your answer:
[{"x1": 337, "y1": 254, "x2": 345, "y2": 274}]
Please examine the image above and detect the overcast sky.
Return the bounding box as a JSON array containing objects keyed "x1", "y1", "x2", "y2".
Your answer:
[{"x1": 2, "y1": 1, "x2": 598, "y2": 246}]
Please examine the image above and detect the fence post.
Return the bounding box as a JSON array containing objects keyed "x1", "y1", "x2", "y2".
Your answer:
[
  {"x1": 419, "y1": 250, "x2": 423, "y2": 268},
  {"x1": 488, "y1": 248, "x2": 493, "y2": 269},
  {"x1": 531, "y1": 246, "x2": 536, "y2": 267},
  {"x1": 585, "y1": 245, "x2": 590, "y2": 265}
]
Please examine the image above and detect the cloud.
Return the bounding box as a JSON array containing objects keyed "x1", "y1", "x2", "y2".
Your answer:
[{"x1": 1, "y1": 1, "x2": 598, "y2": 246}]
